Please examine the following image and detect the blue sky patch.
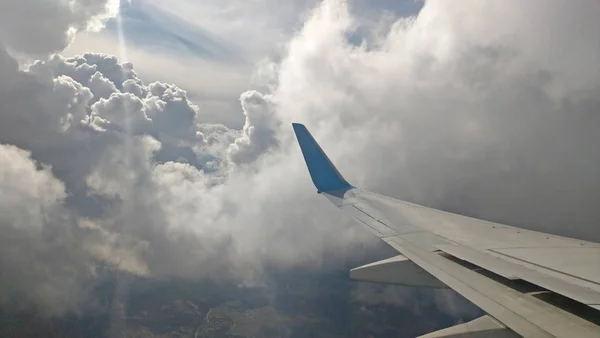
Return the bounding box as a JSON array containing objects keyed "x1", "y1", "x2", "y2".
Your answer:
[{"x1": 104, "y1": 0, "x2": 238, "y2": 62}]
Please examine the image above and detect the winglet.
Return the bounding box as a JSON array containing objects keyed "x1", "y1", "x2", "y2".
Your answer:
[{"x1": 292, "y1": 123, "x2": 354, "y2": 193}]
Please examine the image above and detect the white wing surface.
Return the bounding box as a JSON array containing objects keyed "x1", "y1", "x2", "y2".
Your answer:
[{"x1": 292, "y1": 123, "x2": 600, "y2": 338}]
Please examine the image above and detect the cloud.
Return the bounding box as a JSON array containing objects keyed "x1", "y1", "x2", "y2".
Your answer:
[
  {"x1": 0, "y1": 0, "x2": 118, "y2": 55},
  {"x1": 1, "y1": 0, "x2": 600, "y2": 324},
  {"x1": 0, "y1": 144, "x2": 94, "y2": 316},
  {"x1": 269, "y1": 0, "x2": 600, "y2": 242},
  {"x1": 0, "y1": 21, "x2": 369, "y2": 317},
  {"x1": 227, "y1": 91, "x2": 280, "y2": 164},
  {"x1": 64, "y1": 32, "x2": 251, "y2": 127}
]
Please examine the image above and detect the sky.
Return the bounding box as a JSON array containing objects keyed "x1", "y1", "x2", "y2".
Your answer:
[
  {"x1": 1, "y1": 0, "x2": 600, "y2": 331},
  {"x1": 64, "y1": 0, "x2": 423, "y2": 127}
]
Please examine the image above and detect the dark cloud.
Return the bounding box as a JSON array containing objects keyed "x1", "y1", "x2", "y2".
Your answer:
[{"x1": 0, "y1": 144, "x2": 96, "y2": 316}]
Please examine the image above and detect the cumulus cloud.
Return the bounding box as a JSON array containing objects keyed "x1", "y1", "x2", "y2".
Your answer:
[
  {"x1": 0, "y1": 0, "x2": 599, "y2": 323},
  {"x1": 227, "y1": 90, "x2": 280, "y2": 164}
]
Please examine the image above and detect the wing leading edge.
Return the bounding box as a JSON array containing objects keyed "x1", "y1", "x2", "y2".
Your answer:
[{"x1": 292, "y1": 123, "x2": 600, "y2": 338}]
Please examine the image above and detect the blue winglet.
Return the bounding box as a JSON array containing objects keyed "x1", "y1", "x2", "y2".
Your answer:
[{"x1": 292, "y1": 123, "x2": 354, "y2": 193}]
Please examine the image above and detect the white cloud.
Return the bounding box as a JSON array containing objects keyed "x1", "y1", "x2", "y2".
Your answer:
[
  {"x1": 269, "y1": 0, "x2": 600, "y2": 242},
  {"x1": 0, "y1": 0, "x2": 117, "y2": 56},
  {"x1": 89, "y1": 92, "x2": 152, "y2": 134},
  {"x1": 227, "y1": 90, "x2": 280, "y2": 164},
  {"x1": 64, "y1": 31, "x2": 250, "y2": 126}
]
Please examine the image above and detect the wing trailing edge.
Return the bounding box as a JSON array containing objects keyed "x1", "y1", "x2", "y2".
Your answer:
[
  {"x1": 417, "y1": 315, "x2": 519, "y2": 338},
  {"x1": 350, "y1": 255, "x2": 447, "y2": 288}
]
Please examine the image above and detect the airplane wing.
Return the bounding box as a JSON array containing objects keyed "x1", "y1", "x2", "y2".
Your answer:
[{"x1": 292, "y1": 123, "x2": 600, "y2": 338}]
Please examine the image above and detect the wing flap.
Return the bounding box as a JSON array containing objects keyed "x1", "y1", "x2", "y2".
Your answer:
[
  {"x1": 436, "y1": 244, "x2": 525, "y2": 280},
  {"x1": 491, "y1": 247, "x2": 600, "y2": 287},
  {"x1": 350, "y1": 255, "x2": 447, "y2": 288},
  {"x1": 437, "y1": 244, "x2": 600, "y2": 307},
  {"x1": 383, "y1": 234, "x2": 600, "y2": 338},
  {"x1": 417, "y1": 315, "x2": 519, "y2": 338}
]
